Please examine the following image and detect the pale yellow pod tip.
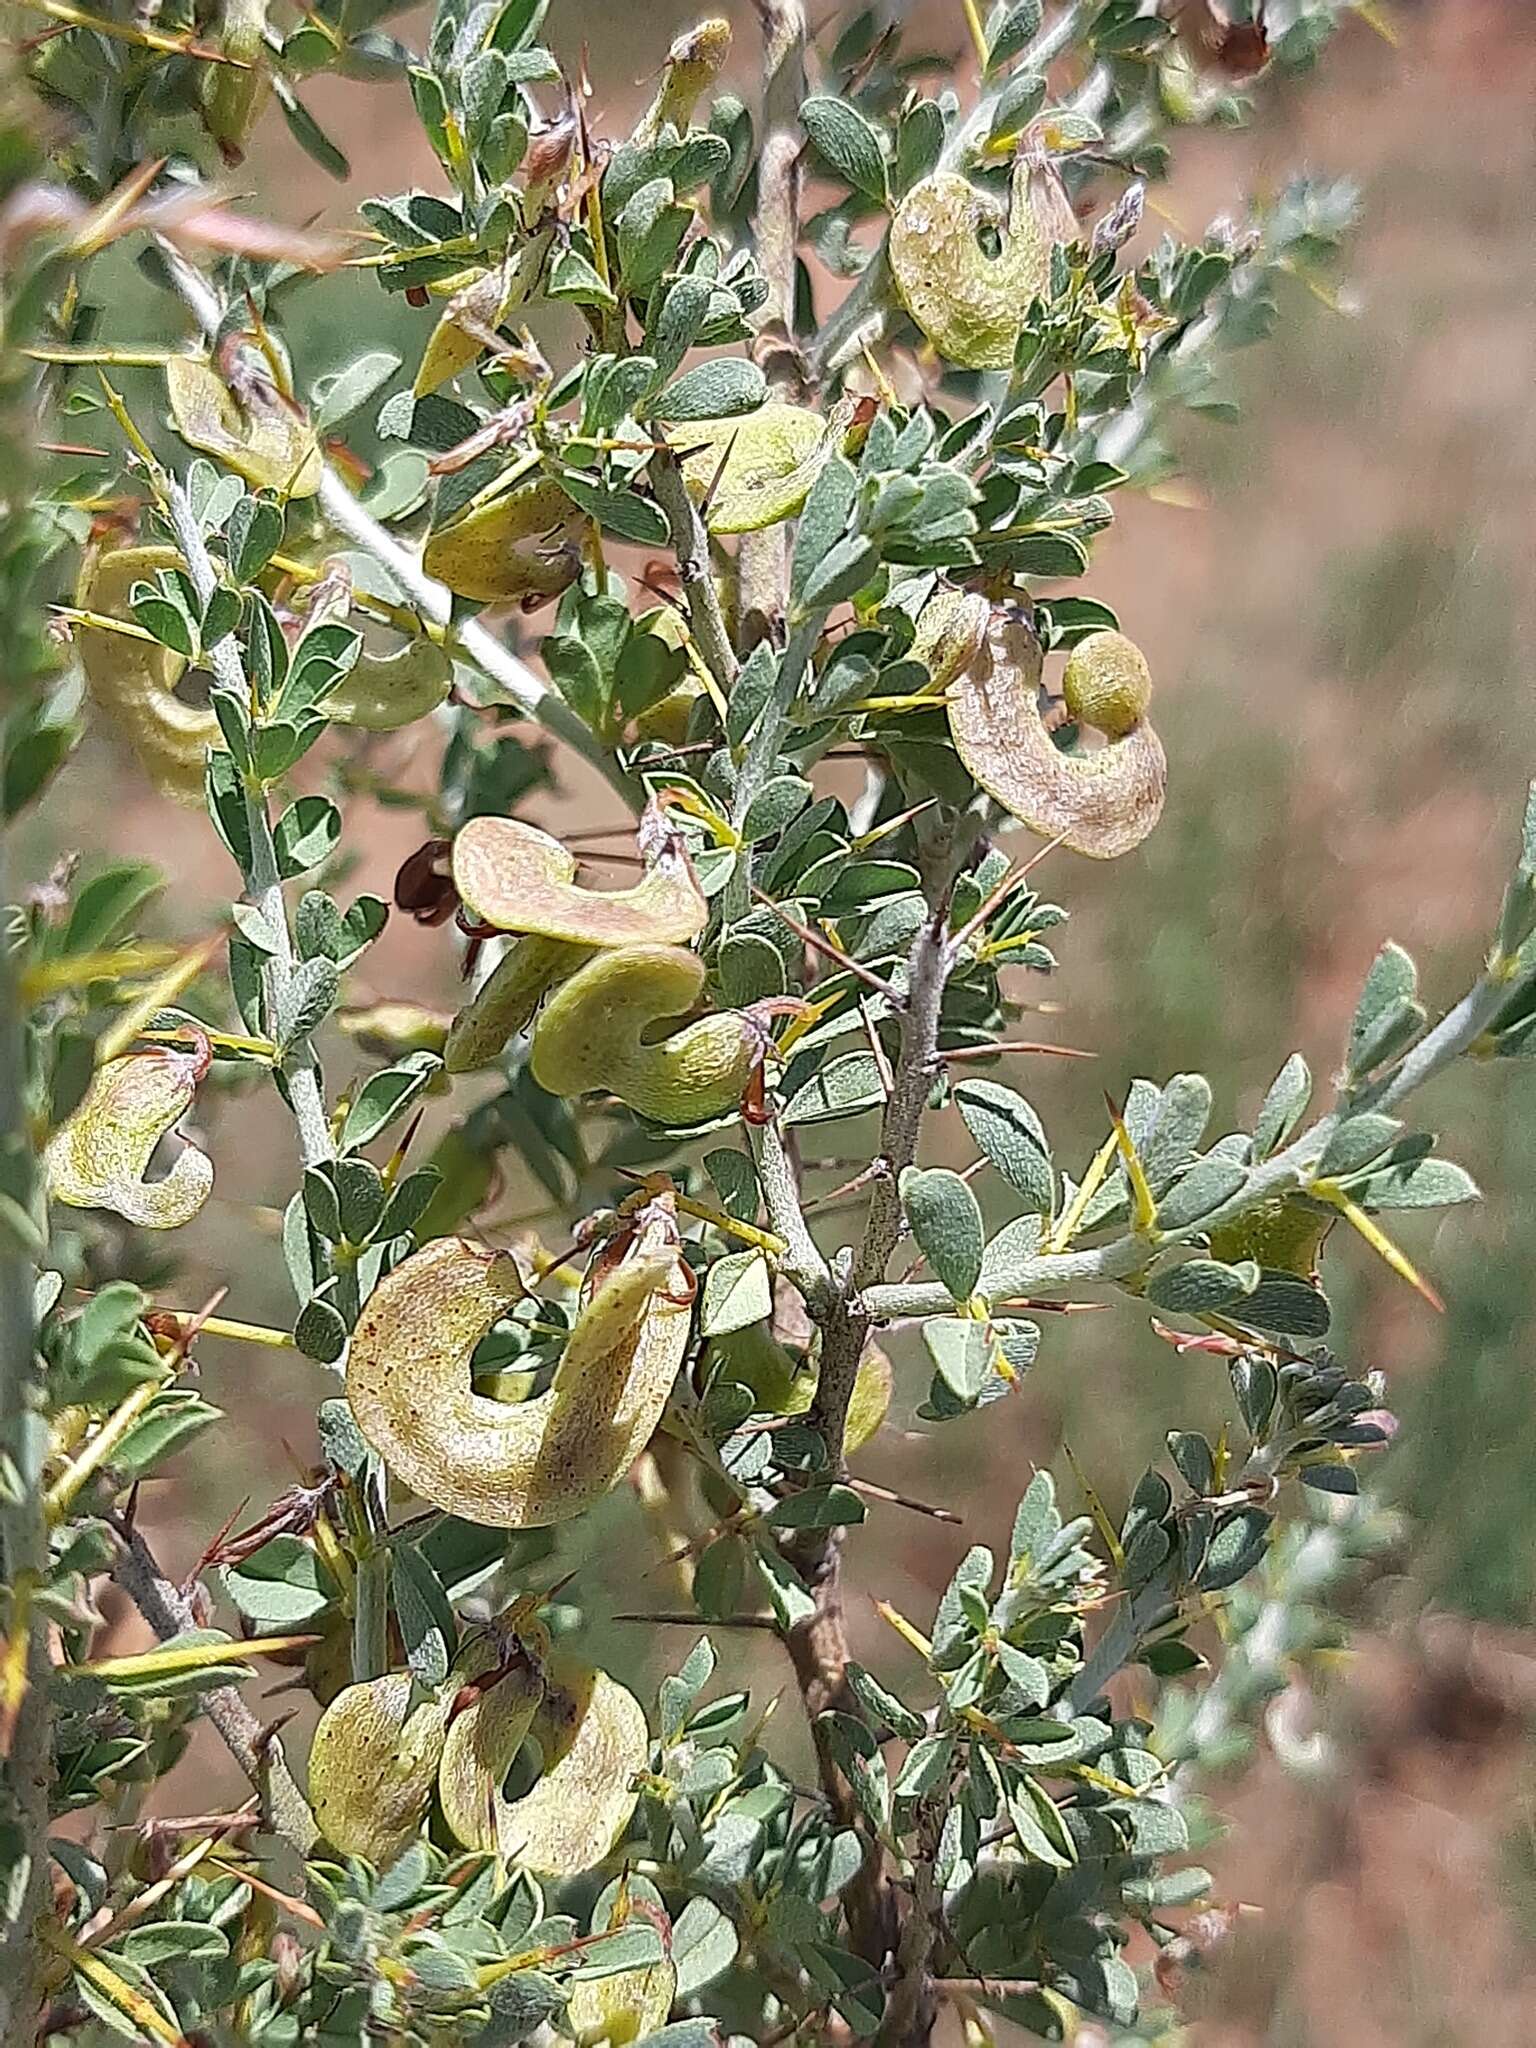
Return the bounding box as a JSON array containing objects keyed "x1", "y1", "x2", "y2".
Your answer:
[
  {"x1": 437, "y1": 1617, "x2": 549, "y2": 1853},
  {"x1": 308, "y1": 1671, "x2": 453, "y2": 1867},
  {"x1": 529, "y1": 944, "x2": 759, "y2": 1126},
  {"x1": 948, "y1": 611, "x2": 1166, "y2": 859},
  {"x1": 46, "y1": 1038, "x2": 214, "y2": 1229},
  {"x1": 492, "y1": 1658, "x2": 650, "y2": 1878},
  {"x1": 75, "y1": 544, "x2": 219, "y2": 807},
  {"x1": 452, "y1": 808, "x2": 707, "y2": 948},
  {"x1": 166, "y1": 354, "x2": 322, "y2": 499},
  {"x1": 345, "y1": 1214, "x2": 693, "y2": 1527}
]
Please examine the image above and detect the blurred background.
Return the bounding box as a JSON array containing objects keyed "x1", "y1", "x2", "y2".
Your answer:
[{"x1": 34, "y1": 0, "x2": 1536, "y2": 2040}]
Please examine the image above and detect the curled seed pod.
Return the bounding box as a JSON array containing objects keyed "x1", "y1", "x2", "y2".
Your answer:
[
  {"x1": 452, "y1": 814, "x2": 707, "y2": 947},
  {"x1": 564, "y1": 1882, "x2": 676, "y2": 2047},
  {"x1": 414, "y1": 268, "x2": 513, "y2": 398},
  {"x1": 75, "y1": 545, "x2": 217, "y2": 805},
  {"x1": 889, "y1": 155, "x2": 1070, "y2": 371},
  {"x1": 337, "y1": 1002, "x2": 451, "y2": 1061},
  {"x1": 308, "y1": 1672, "x2": 454, "y2": 1866},
  {"x1": 201, "y1": 0, "x2": 270, "y2": 163},
  {"x1": 1208, "y1": 1196, "x2": 1333, "y2": 1279},
  {"x1": 437, "y1": 1618, "x2": 549, "y2": 1852},
  {"x1": 949, "y1": 613, "x2": 1166, "y2": 858},
  {"x1": 165, "y1": 356, "x2": 321, "y2": 498},
  {"x1": 345, "y1": 1218, "x2": 693, "y2": 1527},
  {"x1": 46, "y1": 1040, "x2": 213, "y2": 1229},
  {"x1": 910, "y1": 586, "x2": 991, "y2": 692},
  {"x1": 530, "y1": 945, "x2": 762, "y2": 1125},
  {"x1": 324, "y1": 635, "x2": 454, "y2": 731},
  {"x1": 444, "y1": 936, "x2": 590, "y2": 1074},
  {"x1": 663, "y1": 402, "x2": 841, "y2": 535},
  {"x1": 422, "y1": 476, "x2": 589, "y2": 605},
  {"x1": 490, "y1": 1657, "x2": 649, "y2": 1877}
]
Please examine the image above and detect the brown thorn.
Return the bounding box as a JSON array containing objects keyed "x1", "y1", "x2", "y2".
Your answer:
[{"x1": 748, "y1": 884, "x2": 902, "y2": 1006}]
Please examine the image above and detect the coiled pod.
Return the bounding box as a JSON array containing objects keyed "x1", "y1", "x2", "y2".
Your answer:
[
  {"x1": 422, "y1": 475, "x2": 590, "y2": 606},
  {"x1": 889, "y1": 153, "x2": 1071, "y2": 371},
  {"x1": 436, "y1": 1617, "x2": 549, "y2": 1853},
  {"x1": 948, "y1": 610, "x2": 1166, "y2": 858},
  {"x1": 490, "y1": 1657, "x2": 649, "y2": 1877},
  {"x1": 76, "y1": 546, "x2": 217, "y2": 806},
  {"x1": 45, "y1": 1039, "x2": 213, "y2": 1229},
  {"x1": 323, "y1": 635, "x2": 454, "y2": 731},
  {"x1": 663, "y1": 402, "x2": 843, "y2": 535},
  {"x1": 530, "y1": 946, "x2": 765, "y2": 1125},
  {"x1": 166, "y1": 355, "x2": 321, "y2": 498},
  {"x1": 308, "y1": 1672, "x2": 456, "y2": 1867},
  {"x1": 345, "y1": 1210, "x2": 693, "y2": 1528}
]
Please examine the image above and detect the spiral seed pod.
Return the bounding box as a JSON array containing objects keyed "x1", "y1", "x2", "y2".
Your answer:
[
  {"x1": 308, "y1": 1672, "x2": 455, "y2": 1867},
  {"x1": 490, "y1": 1657, "x2": 649, "y2": 1877},
  {"x1": 75, "y1": 546, "x2": 217, "y2": 805},
  {"x1": 453, "y1": 813, "x2": 708, "y2": 948},
  {"x1": 45, "y1": 1042, "x2": 213, "y2": 1229},
  {"x1": 663, "y1": 402, "x2": 838, "y2": 535},
  {"x1": 345, "y1": 1217, "x2": 692, "y2": 1527},
  {"x1": 910, "y1": 587, "x2": 991, "y2": 692},
  {"x1": 530, "y1": 946, "x2": 763, "y2": 1125},
  {"x1": 166, "y1": 355, "x2": 321, "y2": 498},
  {"x1": 323, "y1": 635, "x2": 454, "y2": 731},
  {"x1": 949, "y1": 613, "x2": 1166, "y2": 858},
  {"x1": 422, "y1": 475, "x2": 589, "y2": 605},
  {"x1": 445, "y1": 936, "x2": 591, "y2": 1073},
  {"x1": 436, "y1": 1618, "x2": 549, "y2": 1852},
  {"x1": 889, "y1": 154, "x2": 1071, "y2": 371}
]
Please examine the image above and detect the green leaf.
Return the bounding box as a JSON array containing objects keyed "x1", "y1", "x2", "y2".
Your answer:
[
  {"x1": 801, "y1": 96, "x2": 888, "y2": 203},
  {"x1": 652, "y1": 357, "x2": 767, "y2": 422},
  {"x1": 391, "y1": 1542, "x2": 458, "y2": 1688},
  {"x1": 893, "y1": 1731, "x2": 953, "y2": 1799},
  {"x1": 817, "y1": 1712, "x2": 890, "y2": 1831},
  {"x1": 783, "y1": 1051, "x2": 886, "y2": 1125},
  {"x1": 955, "y1": 1079, "x2": 1053, "y2": 1216},
  {"x1": 902, "y1": 1167, "x2": 984, "y2": 1301},
  {"x1": 313, "y1": 352, "x2": 401, "y2": 432},
  {"x1": 1347, "y1": 941, "x2": 1417, "y2": 1070},
  {"x1": 1316, "y1": 1113, "x2": 1401, "y2": 1178},
  {"x1": 741, "y1": 774, "x2": 813, "y2": 844},
  {"x1": 1145, "y1": 1257, "x2": 1259, "y2": 1315},
  {"x1": 62, "y1": 863, "x2": 162, "y2": 956},
  {"x1": 1254, "y1": 1051, "x2": 1311, "y2": 1156},
  {"x1": 987, "y1": 0, "x2": 1043, "y2": 69},
  {"x1": 340, "y1": 1052, "x2": 442, "y2": 1150},
  {"x1": 846, "y1": 1661, "x2": 925, "y2": 1741},
  {"x1": 1348, "y1": 1156, "x2": 1480, "y2": 1209},
  {"x1": 221, "y1": 1535, "x2": 336, "y2": 1626},
  {"x1": 273, "y1": 794, "x2": 342, "y2": 878},
  {"x1": 1155, "y1": 1158, "x2": 1247, "y2": 1229},
  {"x1": 700, "y1": 1249, "x2": 773, "y2": 1336},
  {"x1": 670, "y1": 1897, "x2": 738, "y2": 1998},
  {"x1": 764, "y1": 1484, "x2": 865, "y2": 1530},
  {"x1": 276, "y1": 956, "x2": 338, "y2": 1053},
  {"x1": 791, "y1": 454, "x2": 858, "y2": 605},
  {"x1": 798, "y1": 535, "x2": 879, "y2": 614},
  {"x1": 659, "y1": 1634, "x2": 715, "y2": 1742},
  {"x1": 273, "y1": 78, "x2": 350, "y2": 177}
]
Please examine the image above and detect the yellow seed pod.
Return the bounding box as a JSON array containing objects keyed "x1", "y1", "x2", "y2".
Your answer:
[
  {"x1": 308, "y1": 1672, "x2": 454, "y2": 1867},
  {"x1": 663, "y1": 403, "x2": 835, "y2": 535},
  {"x1": 325, "y1": 635, "x2": 454, "y2": 731},
  {"x1": 453, "y1": 815, "x2": 708, "y2": 947},
  {"x1": 422, "y1": 476, "x2": 589, "y2": 606},
  {"x1": 166, "y1": 356, "x2": 322, "y2": 498},
  {"x1": 563, "y1": 1883, "x2": 677, "y2": 2047},
  {"x1": 531, "y1": 946, "x2": 760, "y2": 1125},
  {"x1": 1208, "y1": 1196, "x2": 1332, "y2": 1279},
  {"x1": 445, "y1": 937, "x2": 591, "y2": 1074},
  {"x1": 75, "y1": 545, "x2": 217, "y2": 806},
  {"x1": 910, "y1": 587, "x2": 991, "y2": 693},
  {"x1": 336, "y1": 1002, "x2": 452, "y2": 1061},
  {"x1": 345, "y1": 1219, "x2": 693, "y2": 1528},
  {"x1": 414, "y1": 268, "x2": 514, "y2": 398},
  {"x1": 889, "y1": 156, "x2": 1069, "y2": 371},
  {"x1": 491, "y1": 1657, "x2": 649, "y2": 1877},
  {"x1": 436, "y1": 1618, "x2": 549, "y2": 1852},
  {"x1": 948, "y1": 610, "x2": 1166, "y2": 858},
  {"x1": 45, "y1": 1044, "x2": 213, "y2": 1230},
  {"x1": 201, "y1": 0, "x2": 270, "y2": 163}
]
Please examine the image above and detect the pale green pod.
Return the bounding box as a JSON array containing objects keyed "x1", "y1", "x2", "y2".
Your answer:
[
  {"x1": 493, "y1": 1658, "x2": 649, "y2": 1877},
  {"x1": 664, "y1": 402, "x2": 835, "y2": 535},
  {"x1": 948, "y1": 611, "x2": 1166, "y2": 859},
  {"x1": 444, "y1": 936, "x2": 591, "y2": 1073},
  {"x1": 633, "y1": 17, "x2": 732, "y2": 144},
  {"x1": 308, "y1": 1672, "x2": 454, "y2": 1867},
  {"x1": 436, "y1": 1620, "x2": 548, "y2": 1852},
  {"x1": 45, "y1": 1045, "x2": 213, "y2": 1229},
  {"x1": 910, "y1": 587, "x2": 991, "y2": 692},
  {"x1": 325, "y1": 635, "x2": 454, "y2": 731},
  {"x1": 530, "y1": 946, "x2": 758, "y2": 1125},
  {"x1": 414, "y1": 267, "x2": 514, "y2": 398},
  {"x1": 422, "y1": 475, "x2": 589, "y2": 605},
  {"x1": 76, "y1": 546, "x2": 217, "y2": 806},
  {"x1": 452, "y1": 815, "x2": 707, "y2": 947},
  {"x1": 166, "y1": 355, "x2": 321, "y2": 498},
  {"x1": 889, "y1": 158, "x2": 1063, "y2": 371},
  {"x1": 345, "y1": 1221, "x2": 693, "y2": 1528},
  {"x1": 202, "y1": 0, "x2": 269, "y2": 162}
]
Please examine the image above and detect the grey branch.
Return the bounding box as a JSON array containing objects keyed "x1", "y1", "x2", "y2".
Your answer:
[{"x1": 651, "y1": 449, "x2": 739, "y2": 692}]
